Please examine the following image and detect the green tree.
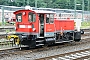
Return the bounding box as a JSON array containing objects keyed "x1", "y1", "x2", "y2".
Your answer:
[{"x1": 0, "y1": 0, "x2": 89, "y2": 11}]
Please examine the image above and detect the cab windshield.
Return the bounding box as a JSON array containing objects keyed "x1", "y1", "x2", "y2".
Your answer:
[
  {"x1": 28, "y1": 12, "x2": 36, "y2": 22},
  {"x1": 16, "y1": 13, "x2": 22, "y2": 22},
  {"x1": 46, "y1": 14, "x2": 54, "y2": 23}
]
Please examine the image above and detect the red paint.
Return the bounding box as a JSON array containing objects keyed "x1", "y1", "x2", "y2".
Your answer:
[
  {"x1": 54, "y1": 19, "x2": 74, "y2": 31},
  {"x1": 14, "y1": 9, "x2": 74, "y2": 34}
]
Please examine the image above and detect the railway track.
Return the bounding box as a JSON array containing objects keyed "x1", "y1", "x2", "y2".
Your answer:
[
  {"x1": 0, "y1": 26, "x2": 15, "y2": 36},
  {"x1": 0, "y1": 29, "x2": 89, "y2": 59},
  {"x1": 0, "y1": 26, "x2": 15, "y2": 29},
  {"x1": 36, "y1": 49, "x2": 90, "y2": 60},
  {"x1": 0, "y1": 36, "x2": 90, "y2": 59},
  {"x1": 0, "y1": 46, "x2": 29, "y2": 59}
]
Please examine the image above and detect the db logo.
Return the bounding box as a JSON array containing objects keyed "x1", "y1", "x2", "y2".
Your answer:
[{"x1": 47, "y1": 29, "x2": 52, "y2": 31}]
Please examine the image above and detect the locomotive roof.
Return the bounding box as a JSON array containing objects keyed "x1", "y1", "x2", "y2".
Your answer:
[
  {"x1": 14, "y1": 9, "x2": 56, "y2": 14},
  {"x1": 33, "y1": 10, "x2": 56, "y2": 14}
]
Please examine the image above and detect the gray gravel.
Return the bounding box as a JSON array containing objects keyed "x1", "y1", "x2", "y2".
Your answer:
[{"x1": 0, "y1": 42, "x2": 90, "y2": 60}]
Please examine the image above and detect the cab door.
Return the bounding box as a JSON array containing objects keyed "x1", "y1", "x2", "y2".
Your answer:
[
  {"x1": 39, "y1": 14, "x2": 44, "y2": 37},
  {"x1": 44, "y1": 14, "x2": 55, "y2": 37}
]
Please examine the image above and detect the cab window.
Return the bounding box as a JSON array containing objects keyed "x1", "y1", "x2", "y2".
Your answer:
[
  {"x1": 28, "y1": 12, "x2": 36, "y2": 22},
  {"x1": 16, "y1": 13, "x2": 22, "y2": 22},
  {"x1": 50, "y1": 14, "x2": 54, "y2": 23},
  {"x1": 46, "y1": 14, "x2": 54, "y2": 23}
]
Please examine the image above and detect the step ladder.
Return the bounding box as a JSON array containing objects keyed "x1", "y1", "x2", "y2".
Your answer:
[
  {"x1": 36, "y1": 39, "x2": 44, "y2": 46},
  {"x1": 36, "y1": 44, "x2": 44, "y2": 46}
]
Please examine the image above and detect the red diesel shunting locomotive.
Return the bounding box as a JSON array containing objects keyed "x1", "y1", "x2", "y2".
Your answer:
[{"x1": 13, "y1": 9, "x2": 81, "y2": 48}]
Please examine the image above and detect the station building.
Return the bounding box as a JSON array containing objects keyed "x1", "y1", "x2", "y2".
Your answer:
[
  {"x1": 0, "y1": 5, "x2": 24, "y2": 22},
  {"x1": 0, "y1": 5, "x2": 90, "y2": 23}
]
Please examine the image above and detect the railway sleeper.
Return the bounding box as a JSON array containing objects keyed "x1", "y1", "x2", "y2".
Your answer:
[
  {"x1": 0, "y1": 41, "x2": 12, "y2": 45},
  {"x1": 50, "y1": 52, "x2": 90, "y2": 60}
]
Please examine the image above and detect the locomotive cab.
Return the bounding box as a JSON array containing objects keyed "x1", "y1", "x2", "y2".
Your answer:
[
  {"x1": 33, "y1": 10, "x2": 56, "y2": 38},
  {"x1": 13, "y1": 9, "x2": 56, "y2": 47},
  {"x1": 38, "y1": 13, "x2": 55, "y2": 37}
]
